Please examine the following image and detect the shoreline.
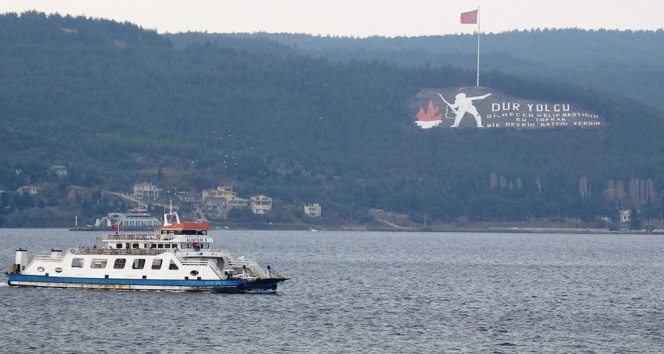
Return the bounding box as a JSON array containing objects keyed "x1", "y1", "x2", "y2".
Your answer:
[
  {"x1": 16, "y1": 223, "x2": 664, "y2": 235},
  {"x1": 203, "y1": 224, "x2": 664, "y2": 235}
]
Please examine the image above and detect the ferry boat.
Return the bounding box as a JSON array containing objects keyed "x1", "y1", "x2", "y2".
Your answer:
[{"x1": 6, "y1": 209, "x2": 288, "y2": 293}]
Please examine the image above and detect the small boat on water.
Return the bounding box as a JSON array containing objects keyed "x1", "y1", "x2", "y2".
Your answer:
[{"x1": 6, "y1": 208, "x2": 288, "y2": 293}]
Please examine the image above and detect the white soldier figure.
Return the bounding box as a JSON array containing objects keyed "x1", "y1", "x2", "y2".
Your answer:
[{"x1": 444, "y1": 92, "x2": 492, "y2": 128}]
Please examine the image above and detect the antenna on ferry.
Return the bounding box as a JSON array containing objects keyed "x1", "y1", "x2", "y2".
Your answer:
[{"x1": 163, "y1": 200, "x2": 180, "y2": 226}]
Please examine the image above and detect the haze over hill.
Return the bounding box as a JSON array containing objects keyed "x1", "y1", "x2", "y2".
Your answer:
[
  {"x1": 1, "y1": 12, "x2": 663, "y2": 229},
  {"x1": 169, "y1": 30, "x2": 664, "y2": 112},
  {"x1": 3, "y1": 1, "x2": 662, "y2": 36}
]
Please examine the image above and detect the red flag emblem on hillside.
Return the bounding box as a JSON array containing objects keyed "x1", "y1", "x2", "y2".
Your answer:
[
  {"x1": 461, "y1": 10, "x2": 478, "y2": 24},
  {"x1": 415, "y1": 100, "x2": 444, "y2": 129},
  {"x1": 417, "y1": 100, "x2": 442, "y2": 121}
]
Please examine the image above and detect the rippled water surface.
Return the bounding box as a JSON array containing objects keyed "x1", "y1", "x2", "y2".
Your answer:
[{"x1": 1, "y1": 229, "x2": 663, "y2": 353}]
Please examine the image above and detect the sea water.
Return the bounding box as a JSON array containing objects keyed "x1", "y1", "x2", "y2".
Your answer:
[{"x1": 0, "y1": 229, "x2": 662, "y2": 353}]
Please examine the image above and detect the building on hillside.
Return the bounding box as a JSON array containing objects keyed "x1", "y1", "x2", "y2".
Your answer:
[
  {"x1": 203, "y1": 196, "x2": 228, "y2": 218},
  {"x1": 202, "y1": 186, "x2": 236, "y2": 201},
  {"x1": 177, "y1": 191, "x2": 201, "y2": 204},
  {"x1": 227, "y1": 197, "x2": 249, "y2": 210},
  {"x1": 250, "y1": 195, "x2": 272, "y2": 214},
  {"x1": 50, "y1": 165, "x2": 68, "y2": 177},
  {"x1": 216, "y1": 186, "x2": 236, "y2": 199},
  {"x1": 17, "y1": 185, "x2": 40, "y2": 195},
  {"x1": 201, "y1": 188, "x2": 217, "y2": 201},
  {"x1": 200, "y1": 186, "x2": 250, "y2": 218},
  {"x1": 304, "y1": 203, "x2": 322, "y2": 217},
  {"x1": 618, "y1": 209, "x2": 632, "y2": 223},
  {"x1": 133, "y1": 182, "x2": 160, "y2": 200}
]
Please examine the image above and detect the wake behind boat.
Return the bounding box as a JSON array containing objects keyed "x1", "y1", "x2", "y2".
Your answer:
[{"x1": 6, "y1": 208, "x2": 288, "y2": 293}]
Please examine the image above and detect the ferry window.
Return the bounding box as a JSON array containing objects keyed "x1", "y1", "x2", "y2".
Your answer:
[
  {"x1": 169, "y1": 261, "x2": 179, "y2": 270},
  {"x1": 133, "y1": 243, "x2": 139, "y2": 249},
  {"x1": 165, "y1": 244, "x2": 171, "y2": 249},
  {"x1": 116, "y1": 244, "x2": 123, "y2": 249},
  {"x1": 158, "y1": 244, "x2": 164, "y2": 249},
  {"x1": 150, "y1": 244, "x2": 156, "y2": 249},
  {"x1": 71, "y1": 258, "x2": 84, "y2": 268},
  {"x1": 113, "y1": 259, "x2": 126, "y2": 269},
  {"x1": 132, "y1": 259, "x2": 145, "y2": 270},
  {"x1": 90, "y1": 259, "x2": 108, "y2": 269},
  {"x1": 152, "y1": 259, "x2": 163, "y2": 270}
]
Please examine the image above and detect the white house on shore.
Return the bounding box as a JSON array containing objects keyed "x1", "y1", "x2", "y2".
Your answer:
[
  {"x1": 250, "y1": 195, "x2": 272, "y2": 215},
  {"x1": 618, "y1": 209, "x2": 632, "y2": 223},
  {"x1": 304, "y1": 203, "x2": 322, "y2": 217},
  {"x1": 133, "y1": 182, "x2": 160, "y2": 200}
]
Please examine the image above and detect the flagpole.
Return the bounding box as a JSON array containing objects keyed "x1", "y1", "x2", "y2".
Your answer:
[
  {"x1": 461, "y1": 8, "x2": 481, "y2": 87},
  {"x1": 476, "y1": 7, "x2": 481, "y2": 87}
]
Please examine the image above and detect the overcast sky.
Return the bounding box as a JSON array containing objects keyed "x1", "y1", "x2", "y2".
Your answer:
[{"x1": 1, "y1": 0, "x2": 662, "y2": 37}]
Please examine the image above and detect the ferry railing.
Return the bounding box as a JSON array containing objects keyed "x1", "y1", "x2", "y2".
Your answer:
[
  {"x1": 228, "y1": 259, "x2": 269, "y2": 279},
  {"x1": 240, "y1": 262, "x2": 287, "y2": 280},
  {"x1": 170, "y1": 251, "x2": 272, "y2": 280},
  {"x1": 72, "y1": 247, "x2": 171, "y2": 256},
  {"x1": 32, "y1": 255, "x2": 63, "y2": 261},
  {"x1": 172, "y1": 251, "x2": 226, "y2": 279},
  {"x1": 206, "y1": 260, "x2": 226, "y2": 279},
  {"x1": 28, "y1": 248, "x2": 171, "y2": 267},
  {"x1": 103, "y1": 234, "x2": 164, "y2": 241}
]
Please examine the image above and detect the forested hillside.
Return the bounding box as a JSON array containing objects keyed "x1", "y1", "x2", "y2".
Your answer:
[
  {"x1": 1, "y1": 12, "x2": 664, "y2": 228},
  {"x1": 170, "y1": 30, "x2": 664, "y2": 112}
]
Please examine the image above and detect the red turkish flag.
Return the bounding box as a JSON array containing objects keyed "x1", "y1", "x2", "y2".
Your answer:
[{"x1": 461, "y1": 10, "x2": 478, "y2": 24}]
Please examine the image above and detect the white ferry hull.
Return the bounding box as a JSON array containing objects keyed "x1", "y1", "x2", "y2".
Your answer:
[{"x1": 7, "y1": 274, "x2": 281, "y2": 293}]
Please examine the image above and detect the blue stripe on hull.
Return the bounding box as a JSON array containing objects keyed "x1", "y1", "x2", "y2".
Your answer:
[{"x1": 7, "y1": 274, "x2": 279, "y2": 292}]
